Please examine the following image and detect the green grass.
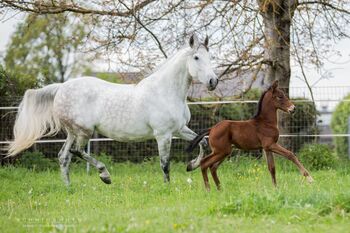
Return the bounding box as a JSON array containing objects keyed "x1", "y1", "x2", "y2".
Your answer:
[{"x1": 1, "y1": 158, "x2": 350, "y2": 233}]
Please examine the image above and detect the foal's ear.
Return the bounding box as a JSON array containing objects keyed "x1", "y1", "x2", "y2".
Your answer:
[
  {"x1": 189, "y1": 34, "x2": 199, "y2": 49},
  {"x1": 271, "y1": 80, "x2": 279, "y2": 90}
]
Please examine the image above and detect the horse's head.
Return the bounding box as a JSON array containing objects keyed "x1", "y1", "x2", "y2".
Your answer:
[
  {"x1": 270, "y1": 80, "x2": 295, "y2": 114},
  {"x1": 187, "y1": 34, "x2": 218, "y2": 91}
]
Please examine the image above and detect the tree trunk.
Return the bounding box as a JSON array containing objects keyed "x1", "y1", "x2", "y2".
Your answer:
[{"x1": 258, "y1": 0, "x2": 298, "y2": 149}]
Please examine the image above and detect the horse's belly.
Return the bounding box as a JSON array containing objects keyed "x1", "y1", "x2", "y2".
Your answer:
[{"x1": 97, "y1": 121, "x2": 153, "y2": 142}]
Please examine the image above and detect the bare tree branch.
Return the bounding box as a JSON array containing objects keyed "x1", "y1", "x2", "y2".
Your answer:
[
  {"x1": 0, "y1": 0, "x2": 155, "y2": 16},
  {"x1": 298, "y1": 1, "x2": 350, "y2": 15}
]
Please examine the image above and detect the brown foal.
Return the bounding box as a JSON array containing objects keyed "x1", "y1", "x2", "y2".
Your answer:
[{"x1": 186, "y1": 80, "x2": 314, "y2": 191}]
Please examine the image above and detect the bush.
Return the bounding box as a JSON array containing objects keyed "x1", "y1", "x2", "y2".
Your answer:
[
  {"x1": 298, "y1": 144, "x2": 338, "y2": 170},
  {"x1": 331, "y1": 94, "x2": 350, "y2": 158},
  {"x1": 15, "y1": 151, "x2": 57, "y2": 171}
]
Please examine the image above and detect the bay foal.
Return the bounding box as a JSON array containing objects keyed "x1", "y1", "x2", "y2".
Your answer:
[{"x1": 186, "y1": 81, "x2": 314, "y2": 191}]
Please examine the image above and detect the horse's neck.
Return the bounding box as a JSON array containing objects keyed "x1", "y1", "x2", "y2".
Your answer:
[
  {"x1": 257, "y1": 93, "x2": 278, "y2": 125},
  {"x1": 150, "y1": 49, "x2": 191, "y2": 101}
]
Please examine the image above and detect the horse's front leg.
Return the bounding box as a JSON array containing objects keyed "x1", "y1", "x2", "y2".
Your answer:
[
  {"x1": 58, "y1": 132, "x2": 75, "y2": 186},
  {"x1": 155, "y1": 134, "x2": 172, "y2": 182},
  {"x1": 177, "y1": 126, "x2": 206, "y2": 171}
]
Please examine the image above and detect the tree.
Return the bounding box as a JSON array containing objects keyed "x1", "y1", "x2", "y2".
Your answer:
[
  {"x1": 2, "y1": 1, "x2": 349, "y2": 90},
  {"x1": 4, "y1": 13, "x2": 88, "y2": 84},
  {"x1": 1, "y1": 0, "x2": 349, "y2": 141},
  {"x1": 0, "y1": 64, "x2": 37, "y2": 99}
]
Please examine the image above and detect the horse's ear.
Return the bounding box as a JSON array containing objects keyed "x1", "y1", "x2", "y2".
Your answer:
[
  {"x1": 204, "y1": 35, "x2": 209, "y2": 49},
  {"x1": 189, "y1": 34, "x2": 199, "y2": 49}
]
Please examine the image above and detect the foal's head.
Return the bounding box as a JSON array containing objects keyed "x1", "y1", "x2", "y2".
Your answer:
[
  {"x1": 187, "y1": 34, "x2": 218, "y2": 91},
  {"x1": 269, "y1": 80, "x2": 295, "y2": 114}
]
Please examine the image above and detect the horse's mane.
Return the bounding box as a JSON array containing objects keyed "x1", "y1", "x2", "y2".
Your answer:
[
  {"x1": 152, "y1": 43, "x2": 206, "y2": 75},
  {"x1": 252, "y1": 88, "x2": 269, "y2": 118},
  {"x1": 152, "y1": 46, "x2": 191, "y2": 74}
]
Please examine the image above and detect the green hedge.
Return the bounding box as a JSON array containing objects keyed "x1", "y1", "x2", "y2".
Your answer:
[
  {"x1": 331, "y1": 94, "x2": 350, "y2": 158},
  {"x1": 299, "y1": 144, "x2": 338, "y2": 170}
]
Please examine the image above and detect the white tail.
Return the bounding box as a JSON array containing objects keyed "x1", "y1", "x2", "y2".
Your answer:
[{"x1": 7, "y1": 84, "x2": 62, "y2": 156}]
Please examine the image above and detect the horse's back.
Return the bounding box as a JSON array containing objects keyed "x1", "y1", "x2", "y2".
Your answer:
[{"x1": 53, "y1": 76, "x2": 136, "y2": 132}]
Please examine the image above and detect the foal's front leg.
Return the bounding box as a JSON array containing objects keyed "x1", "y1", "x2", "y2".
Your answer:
[
  {"x1": 269, "y1": 143, "x2": 314, "y2": 183},
  {"x1": 264, "y1": 150, "x2": 277, "y2": 187}
]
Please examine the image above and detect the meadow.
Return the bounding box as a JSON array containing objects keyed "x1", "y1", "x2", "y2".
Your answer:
[{"x1": 0, "y1": 157, "x2": 350, "y2": 233}]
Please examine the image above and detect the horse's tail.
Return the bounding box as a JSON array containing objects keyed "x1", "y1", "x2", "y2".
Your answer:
[
  {"x1": 6, "y1": 84, "x2": 62, "y2": 157},
  {"x1": 186, "y1": 128, "x2": 211, "y2": 172}
]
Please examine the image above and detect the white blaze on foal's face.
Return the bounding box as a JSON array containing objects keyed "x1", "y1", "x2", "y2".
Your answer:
[{"x1": 187, "y1": 35, "x2": 218, "y2": 91}]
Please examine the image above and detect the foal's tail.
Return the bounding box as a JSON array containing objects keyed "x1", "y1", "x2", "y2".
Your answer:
[
  {"x1": 186, "y1": 129, "x2": 210, "y2": 153},
  {"x1": 186, "y1": 129, "x2": 210, "y2": 172},
  {"x1": 6, "y1": 84, "x2": 62, "y2": 157}
]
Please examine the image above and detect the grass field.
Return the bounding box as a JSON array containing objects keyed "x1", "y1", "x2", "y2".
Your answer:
[{"x1": 1, "y1": 157, "x2": 350, "y2": 233}]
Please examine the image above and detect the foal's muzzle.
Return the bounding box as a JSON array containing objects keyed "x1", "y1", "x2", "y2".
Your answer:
[
  {"x1": 208, "y1": 77, "x2": 218, "y2": 91},
  {"x1": 287, "y1": 105, "x2": 296, "y2": 114}
]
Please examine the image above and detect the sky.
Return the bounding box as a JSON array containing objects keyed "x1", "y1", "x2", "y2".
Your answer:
[{"x1": 1, "y1": 13, "x2": 350, "y2": 89}]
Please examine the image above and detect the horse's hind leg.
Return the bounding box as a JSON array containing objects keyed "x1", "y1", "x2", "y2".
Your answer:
[
  {"x1": 70, "y1": 135, "x2": 112, "y2": 184},
  {"x1": 176, "y1": 126, "x2": 206, "y2": 171},
  {"x1": 58, "y1": 132, "x2": 75, "y2": 186}
]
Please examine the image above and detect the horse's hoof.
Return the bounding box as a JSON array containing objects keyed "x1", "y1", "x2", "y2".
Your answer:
[
  {"x1": 186, "y1": 163, "x2": 193, "y2": 172},
  {"x1": 100, "y1": 175, "x2": 112, "y2": 184}
]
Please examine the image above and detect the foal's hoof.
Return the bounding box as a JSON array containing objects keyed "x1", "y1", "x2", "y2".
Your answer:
[
  {"x1": 99, "y1": 175, "x2": 112, "y2": 184},
  {"x1": 306, "y1": 176, "x2": 314, "y2": 184}
]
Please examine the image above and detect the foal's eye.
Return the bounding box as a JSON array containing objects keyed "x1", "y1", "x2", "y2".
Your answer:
[{"x1": 194, "y1": 56, "x2": 199, "y2": 60}]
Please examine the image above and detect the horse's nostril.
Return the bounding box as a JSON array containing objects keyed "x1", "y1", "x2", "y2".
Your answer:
[
  {"x1": 210, "y1": 78, "x2": 218, "y2": 87},
  {"x1": 209, "y1": 78, "x2": 214, "y2": 85}
]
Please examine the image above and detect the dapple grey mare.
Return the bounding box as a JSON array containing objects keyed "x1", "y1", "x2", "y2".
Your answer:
[{"x1": 7, "y1": 35, "x2": 218, "y2": 185}]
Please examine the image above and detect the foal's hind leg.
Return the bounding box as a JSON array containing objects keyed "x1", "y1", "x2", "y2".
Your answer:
[
  {"x1": 70, "y1": 135, "x2": 111, "y2": 184},
  {"x1": 200, "y1": 153, "x2": 224, "y2": 191},
  {"x1": 209, "y1": 160, "x2": 224, "y2": 190},
  {"x1": 58, "y1": 132, "x2": 75, "y2": 186}
]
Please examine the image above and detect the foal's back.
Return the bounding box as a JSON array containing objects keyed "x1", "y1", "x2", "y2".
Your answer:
[{"x1": 209, "y1": 119, "x2": 261, "y2": 153}]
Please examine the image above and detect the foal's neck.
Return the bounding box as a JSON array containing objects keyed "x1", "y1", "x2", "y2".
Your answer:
[{"x1": 256, "y1": 92, "x2": 278, "y2": 125}]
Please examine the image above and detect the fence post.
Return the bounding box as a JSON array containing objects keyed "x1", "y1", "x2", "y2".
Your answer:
[
  {"x1": 348, "y1": 117, "x2": 350, "y2": 159},
  {"x1": 87, "y1": 140, "x2": 91, "y2": 174}
]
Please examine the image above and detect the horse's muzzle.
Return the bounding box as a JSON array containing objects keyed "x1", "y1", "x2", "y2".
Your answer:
[{"x1": 208, "y1": 78, "x2": 218, "y2": 91}]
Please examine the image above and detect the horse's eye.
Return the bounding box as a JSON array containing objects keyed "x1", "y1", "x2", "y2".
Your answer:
[{"x1": 194, "y1": 56, "x2": 199, "y2": 60}]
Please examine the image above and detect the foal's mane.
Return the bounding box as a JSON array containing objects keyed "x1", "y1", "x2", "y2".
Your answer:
[{"x1": 252, "y1": 88, "x2": 270, "y2": 118}]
